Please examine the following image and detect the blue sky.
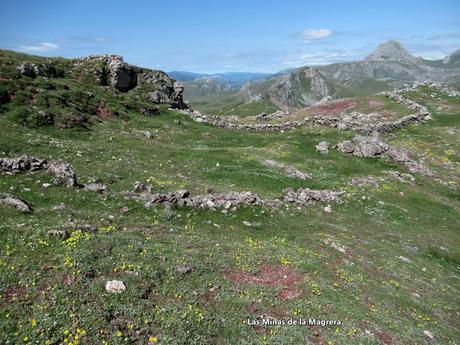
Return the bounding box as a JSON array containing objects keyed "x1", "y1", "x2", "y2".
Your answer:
[{"x1": 1, "y1": 0, "x2": 459, "y2": 73}]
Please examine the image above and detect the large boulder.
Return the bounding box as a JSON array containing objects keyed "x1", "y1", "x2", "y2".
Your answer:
[
  {"x1": 138, "y1": 71, "x2": 188, "y2": 109},
  {"x1": 336, "y1": 134, "x2": 389, "y2": 158},
  {"x1": 352, "y1": 134, "x2": 389, "y2": 158},
  {"x1": 108, "y1": 58, "x2": 137, "y2": 92},
  {"x1": 0, "y1": 193, "x2": 32, "y2": 213},
  {"x1": 47, "y1": 160, "x2": 79, "y2": 187}
]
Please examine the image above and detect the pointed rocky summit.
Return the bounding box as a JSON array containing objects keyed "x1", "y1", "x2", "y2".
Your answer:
[{"x1": 366, "y1": 40, "x2": 418, "y2": 64}]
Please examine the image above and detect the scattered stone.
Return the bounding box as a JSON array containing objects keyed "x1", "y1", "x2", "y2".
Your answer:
[
  {"x1": 176, "y1": 265, "x2": 194, "y2": 274},
  {"x1": 423, "y1": 330, "x2": 434, "y2": 340},
  {"x1": 314, "y1": 96, "x2": 334, "y2": 106},
  {"x1": 0, "y1": 155, "x2": 47, "y2": 174},
  {"x1": 323, "y1": 237, "x2": 348, "y2": 254},
  {"x1": 243, "y1": 221, "x2": 252, "y2": 227},
  {"x1": 139, "y1": 130, "x2": 153, "y2": 138},
  {"x1": 324, "y1": 205, "x2": 332, "y2": 213},
  {"x1": 315, "y1": 141, "x2": 329, "y2": 154},
  {"x1": 336, "y1": 140, "x2": 355, "y2": 154},
  {"x1": 47, "y1": 160, "x2": 79, "y2": 187},
  {"x1": 284, "y1": 188, "x2": 344, "y2": 206},
  {"x1": 140, "y1": 107, "x2": 160, "y2": 117},
  {"x1": 383, "y1": 170, "x2": 415, "y2": 183},
  {"x1": 0, "y1": 193, "x2": 32, "y2": 213},
  {"x1": 17, "y1": 62, "x2": 62, "y2": 79},
  {"x1": 349, "y1": 176, "x2": 380, "y2": 188},
  {"x1": 17, "y1": 63, "x2": 36, "y2": 78},
  {"x1": 84, "y1": 183, "x2": 108, "y2": 194},
  {"x1": 47, "y1": 229, "x2": 70, "y2": 240},
  {"x1": 133, "y1": 181, "x2": 151, "y2": 193},
  {"x1": 336, "y1": 134, "x2": 432, "y2": 175},
  {"x1": 397, "y1": 256, "x2": 412, "y2": 263},
  {"x1": 393, "y1": 80, "x2": 460, "y2": 98},
  {"x1": 125, "y1": 184, "x2": 263, "y2": 211},
  {"x1": 42, "y1": 183, "x2": 52, "y2": 188},
  {"x1": 52, "y1": 203, "x2": 67, "y2": 211},
  {"x1": 255, "y1": 110, "x2": 289, "y2": 122},
  {"x1": 209, "y1": 285, "x2": 221, "y2": 292},
  {"x1": 105, "y1": 280, "x2": 126, "y2": 293},
  {"x1": 163, "y1": 203, "x2": 174, "y2": 220},
  {"x1": 262, "y1": 159, "x2": 311, "y2": 179}
]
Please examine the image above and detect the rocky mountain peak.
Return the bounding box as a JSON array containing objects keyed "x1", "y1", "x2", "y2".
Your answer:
[
  {"x1": 365, "y1": 40, "x2": 418, "y2": 64},
  {"x1": 443, "y1": 49, "x2": 460, "y2": 66}
]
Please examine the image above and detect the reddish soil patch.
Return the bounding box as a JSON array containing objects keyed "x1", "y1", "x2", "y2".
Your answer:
[
  {"x1": 225, "y1": 264, "x2": 304, "y2": 300},
  {"x1": 306, "y1": 328, "x2": 328, "y2": 345},
  {"x1": 62, "y1": 274, "x2": 75, "y2": 286},
  {"x1": 369, "y1": 99, "x2": 384, "y2": 109},
  {"x1": 1, "y1": 285, "x2": 27, "y2": 306},
  {"x1": 246, "y1": 301, "x2": 259, "y2": 313},
  {"x1": 96, "y1": 104, "x2": 116, "y2": 119},
  {"x1": 375, "y1": 331, "x2": 393, "y2": 345},
  {"x1": 277, "y1": 287, "x2": 301, "y2": 300},
  {"x1": 301, "y1": 99, "x2": 359, "y2": 116},
  {"x1": 269, "y1": 305, "x2": 290, "y2": 318}
]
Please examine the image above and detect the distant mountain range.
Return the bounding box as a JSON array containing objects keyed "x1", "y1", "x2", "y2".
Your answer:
[
  {"x1": 168, "y1": 71, "x2": 273, "y2": 90},
  {"x1": 176, "y1": 40, "x2": 460, "y2": 112}
]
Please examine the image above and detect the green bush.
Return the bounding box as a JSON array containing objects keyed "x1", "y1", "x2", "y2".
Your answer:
[
  {"x1": 7, "y1": 107, "x2": 53, "y2": 127},
  {"x1": 12, "y1": 89, "x2": 34, "y2": 105}
]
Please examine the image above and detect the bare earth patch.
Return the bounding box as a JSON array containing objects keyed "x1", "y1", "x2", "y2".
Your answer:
[
  {"x1": 96, "y1": 104, "x2": 116, "y2": 119},
  {"x1": 368, "y1": 99, "x2": 384, "y2": 108},
  {"x1": 224, "y1": 264, "x2": 304, "y2": 300},
  {"x1": 300, "y1": 99, "x2": 359, "y2": 116}
]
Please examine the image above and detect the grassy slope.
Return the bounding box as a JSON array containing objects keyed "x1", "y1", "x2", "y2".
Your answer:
[
  {"x1": 183, "y1": 87, "x2": 280, "y2": 117},
  {"x1": 0, "y1": 52, "x2": 459, "y2": 345}
]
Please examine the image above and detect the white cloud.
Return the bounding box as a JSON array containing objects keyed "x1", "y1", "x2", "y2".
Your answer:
[
  {"x1": 302, "y1": 29, "x2": 333, "y2": 43},
  {"x1": 282, "y1": 48, "x2": 367, "y2": 66},
  {"x1": 94, "y1": 36, "x2": 108, "y2": 43},
  {"x1": 18, "y1": 42, "x2": 59, "y2": 52},
  {"x1": 414, "y1": 50, "x2": 447, "y2": 60}
]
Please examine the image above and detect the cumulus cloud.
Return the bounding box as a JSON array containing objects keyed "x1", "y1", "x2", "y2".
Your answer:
[
  {"x1": 18, "y1": 42, "x2": 59, "y2": 52},
  {"x1": 302, "y1": 29, "x2": 333, "y2": 43},
  {"x1": 282, "y1": 48, "x2": 367, "y2": 66}
]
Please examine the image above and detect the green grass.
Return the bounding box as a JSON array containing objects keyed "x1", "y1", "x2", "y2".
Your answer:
[
  {"x1": 1, "y1": 51, "x2": 460, "y2": 345},
  {"x1": 183, "y1": 87, "x2": 280, "y2": 117}
]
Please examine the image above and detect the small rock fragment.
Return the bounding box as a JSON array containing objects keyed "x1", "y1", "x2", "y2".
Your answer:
[
  {"x1": 315, "y1": 141, "x2": 329, "y2": 154},
  {"x1": 423, "y1": 330, "x2": 434, "y2": 340},
  {"x1": 176, "y1": 265, "x2": 194, "y2": 274},
  {"x1": 105, "y1": 280, "x2": 126, "y2": 293},
  {"x1": 84, "y1": 183, "x2": 108, "y2": 194}
]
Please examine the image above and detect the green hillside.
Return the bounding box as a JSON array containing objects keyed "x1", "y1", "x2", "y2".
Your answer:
[{"x1": 1, "y1": 51, "x2": 460, "y2": 345}]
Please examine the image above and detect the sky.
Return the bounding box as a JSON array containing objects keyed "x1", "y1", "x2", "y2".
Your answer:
[{"x1": 1, "y1": 0, "x2": 459, "y2": 74}]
